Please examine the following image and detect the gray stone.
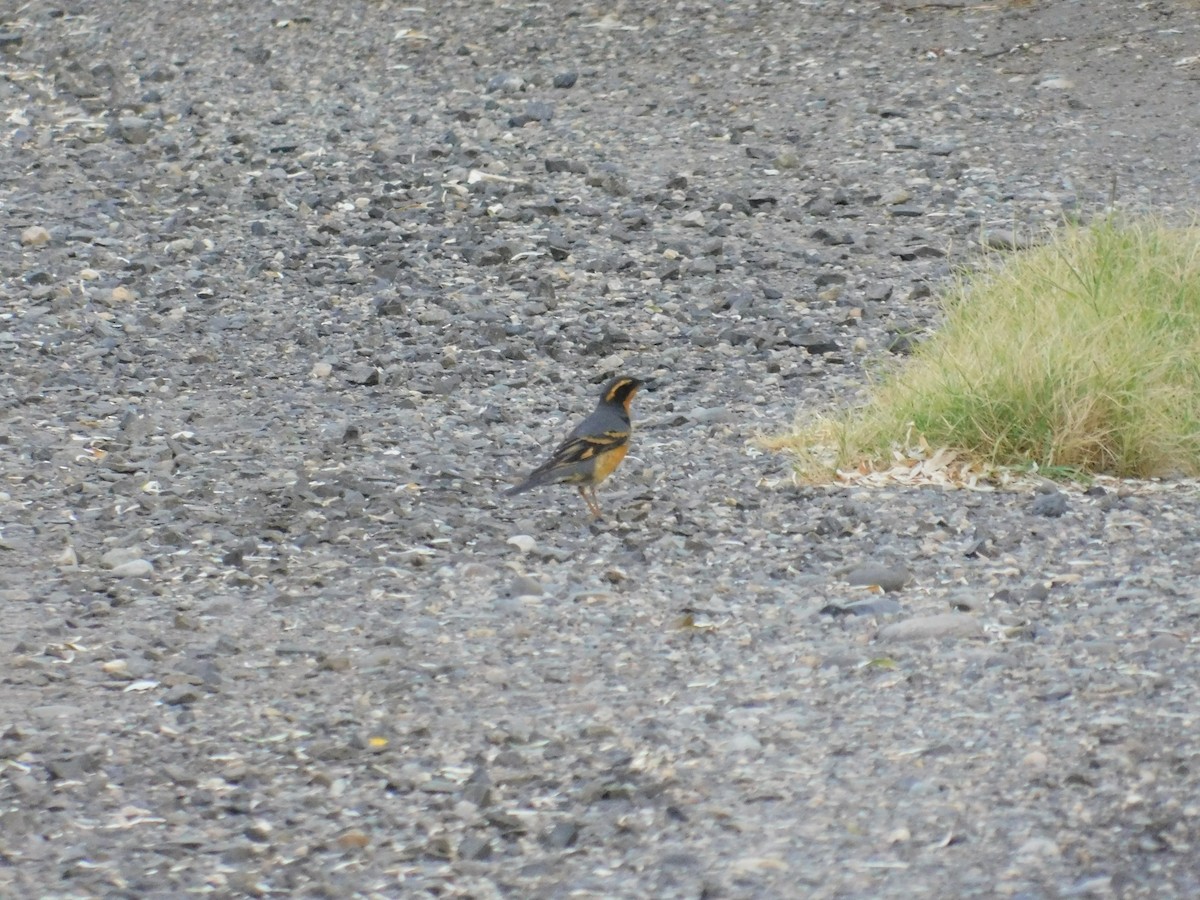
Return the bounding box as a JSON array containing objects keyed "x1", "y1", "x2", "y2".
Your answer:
[
  {"x1": 878, "y1": 613, "x2": 982, "y2": 642},
  {"x1": 118, "y1": 116, "x2": 153, "y2": 144},
  {"x1": 1031, "y1": 492, "x2": 1068, "y2": 517},
  {"x1": 110, "y1": 559, "x2": 154, "y2": 578},
  {"x1": 843, "y1": 563, "x2": 911, "y2": 593}
]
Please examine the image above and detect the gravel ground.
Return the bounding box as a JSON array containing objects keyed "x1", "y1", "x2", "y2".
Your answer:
[{"x1": 3, "y1": 1, "x2": 1200, "y2": 897}]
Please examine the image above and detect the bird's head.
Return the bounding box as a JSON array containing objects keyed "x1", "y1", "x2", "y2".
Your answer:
[{"x1": 600, "y1": 375, "x2": 644, "y2": 415}]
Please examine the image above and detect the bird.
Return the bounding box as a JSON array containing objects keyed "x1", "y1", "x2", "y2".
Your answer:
[{"x1": 505, "y1": 375, "x2": 644, "y2": 519}]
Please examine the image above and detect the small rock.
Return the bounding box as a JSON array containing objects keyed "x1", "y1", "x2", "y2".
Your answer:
[
  {"x1": 510, "y1": 575, "x2": 544, "y2": 597},
  {"x1": 1147, "y1": 633, "x2": 1184, "y2": 654},
  {"x1": 118, "y1": 116, "x2": 153, "y2": 144},
  {"x1": 983, "y1": 229, "x2": 1033, "y2": 251},
  {"x1": 485, "y1": 72, "x2": 524, "y2": 94},
  {"x1": 161, "y1": 685, "x2": 201, "y2": 706},
  {"x1": 878, "y1": 613, "x2": 982, "y2": 642},
  {"x1": 311, "y1": 361, "x2": 333, "y2": 378},
  {"x1": 843, "y1": 563, "x2": 911, "y2": 593},
  {"x1": 1015, "y1": 835, "x2": 1061, "y2": 859},
  {"x1": 101, "y1": 660, "x2": 132, "y2": 680},
  {"x1": 880, "y1": 188, "x2": 911, "y2": 205},
  {"x1": 110, "y1": 559, "x2": 154, "y2": 578},
  {"x1": 553, "y1": 72, "x2": 578, "y2": 89},
  {"x1": 841, "y1": 597, "x2": 902, "y2": 617},
  {"x1": 928, "y1": 140, "x2": 959, "y2": 156},
  {"x1": 20, "y1": 225, "x2": 51, "y2": 247},
  {"x1": 1031, "y1": 492, "x2": 1067, "y2": 518},
  {"x1": 507, "y1": 535, "x2": 537, "y2": 553},
  {"x1": 725, "y1": 732, "x2": 762, "y2": 755},
  {"x1": 101, "y1": 547, "x2": 146, "y2": 569},
  {"x1": 373, "y1": 295, "x2": 405, "y2": 316},
  {"x1": 1022, "y1": 749, "x2": 1049, "y2": 772},
  {"x1": 345, "y1": 364, "x2": 381, "y2": 386},
  {"x1": 545, "y1": 157, "x2": 585, "y2": 174},
  {"x1": 458, "y1": 834, "x2": 493, "y2": 860},
  {"x1": 541, "y1": 821, "x2": 579, "y2": 849},
  {"x1": 1038, "y1": 76, "x2": 1074, "y2": 90},
  {"x1": 336, "y1": 829, "x2": 370, "y2": 850}
]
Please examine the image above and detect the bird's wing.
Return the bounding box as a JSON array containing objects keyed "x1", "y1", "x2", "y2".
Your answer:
[
  {"x1": 509, "y1": 428, "x2": 628, "y2": 491},
  {"x1": 551, "y1": 428, "x2": 629, "y2": 467}
]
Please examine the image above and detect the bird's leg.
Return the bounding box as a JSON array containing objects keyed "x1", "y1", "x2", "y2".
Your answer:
[{"x1": 579, "y1": 486, "x2": 603, "y2": 519}]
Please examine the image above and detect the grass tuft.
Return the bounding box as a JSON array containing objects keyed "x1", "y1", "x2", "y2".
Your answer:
[{"x1": 770, "y1": 216, "x2": 1200, "y2": 482}]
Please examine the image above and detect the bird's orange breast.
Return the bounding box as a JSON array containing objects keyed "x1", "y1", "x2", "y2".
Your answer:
[{"x1": 589, "y1": 442, "x2": 630, "y2": 484}]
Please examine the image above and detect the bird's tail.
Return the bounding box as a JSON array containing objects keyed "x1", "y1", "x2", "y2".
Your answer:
[
  {"x1": 505, "y1": 464, "x2": 553, "y2": 496},
  {"x1": 504, "y1": 477, "x2": 537, "y2": 496}
]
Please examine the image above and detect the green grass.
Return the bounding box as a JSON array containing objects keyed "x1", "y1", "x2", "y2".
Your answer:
[{"x1": 771, "y1": 217, "x2": 1200, "y2": 481}]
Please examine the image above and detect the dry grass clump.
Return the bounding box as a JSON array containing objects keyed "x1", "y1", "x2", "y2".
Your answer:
[{"x1": 769, "y1": 217, "x2": 1200, "y2": 484}]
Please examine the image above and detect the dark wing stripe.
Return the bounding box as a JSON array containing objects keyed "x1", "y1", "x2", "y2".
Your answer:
[{"x1": 553, "y1": 430, "x2": 628, "y2": 465}]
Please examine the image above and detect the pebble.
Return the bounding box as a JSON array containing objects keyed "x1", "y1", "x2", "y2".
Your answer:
[
  {"x1": 842, "y1": 563, "x2": 911, "y2": 593},
  {"x1": 840, "y1": 597, "x2": 902, "y2": 617},
  {"x1": 20, "y1": 226, "x2": 51, "y2": 247},
  {"x1": 510, "y1": 575, "x2": 544, "y2": 597},
  {"x1": 983, "y1": 228, "x2": 1033, "y2": 251},
  {"x1": 878, "y1": 613, "x2": 982, "y2": 642},
  {"x1": 118, "y1": 116, "x2": 153, "y2": 144},
  {"x1": 541, "y1": 821, "x2": 580, "y2": 849},
  {"x1": 1146, "y1": 633, "x2": 1184, "y2": 654},
  {"x1": 507, "y1": 535, "x2": 537, "y2": 553},
  {"x1": 1021, "y1": 750, "x2": 1049, "y2": 772},
  {"x1": 459, "y1": 834, "x2": 493, "y2": 860},
  {"x1": 110, "y1": 559, "x2": 154, "y2": 577},
  {"x1": 161, "y1": 685, "x2": 201, "y2": 706},
  {"x1": 1031, "y1": 492, "x2": 1067, "y2": 518},
  {"x1": 485, "y1": 72, "x2": 524, "y2": 93},
  {"x1": 725, "y1": 732, "x2": 763, "y2": 755},
  {"x1": 101, "y1": 547, "x2": 146, "y2": 569}
]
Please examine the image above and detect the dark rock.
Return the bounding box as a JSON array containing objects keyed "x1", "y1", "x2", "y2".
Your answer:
[
  {"x1": 346, "y1": 365, "x2": 381, "y2": 386},
  {"x1": 1031, "y1": 492, "x2": 1068, "y2": 518}
]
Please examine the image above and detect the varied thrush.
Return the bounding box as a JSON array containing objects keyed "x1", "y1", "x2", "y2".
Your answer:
[{"x1": 505, "y1": 375, "x2": 644, "y2": 518}]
